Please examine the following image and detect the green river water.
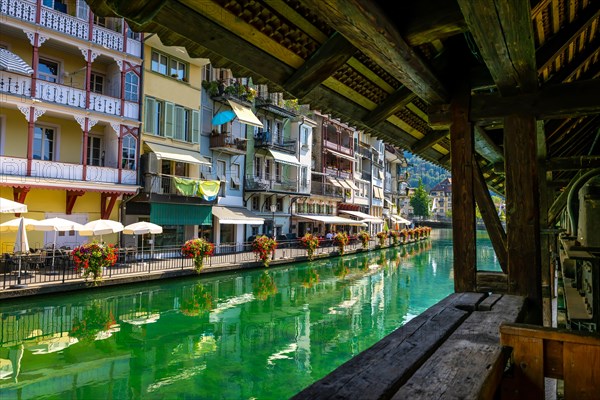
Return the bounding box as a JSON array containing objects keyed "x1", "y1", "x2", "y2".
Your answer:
[{"x1": 0, "y1": 228, "x2": 500, "y2": 399}]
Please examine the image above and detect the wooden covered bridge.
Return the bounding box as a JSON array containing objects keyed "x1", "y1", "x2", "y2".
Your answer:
[{"x1": 89, "y1": 0, "x2": 600, "y2": 398}]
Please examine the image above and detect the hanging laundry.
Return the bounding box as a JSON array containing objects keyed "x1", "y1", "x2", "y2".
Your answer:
[
  {"x1": 198, "y1": 181, "x2": 221, "y2": 201},
  {"x1": 174, "y1": 177, "x2": 198, "y2": 196}
]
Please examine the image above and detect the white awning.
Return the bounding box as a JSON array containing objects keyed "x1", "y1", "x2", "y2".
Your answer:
[
  {"x1": 324, "y1": 148, "x2": 355, "y2": 162},
  {"x1": 145, "y1": 141, "x2": 211, "y2": 166},
  {"x1": 0, "y1": 175, "x2": 138, "y2": 194},
  {"x1": 384, "y1": 198, "x2": 394, "y2": 208},
  {"x1": 0, "y1": 48, "x2": 34, "y2": 75},
  {"x1": 337, "y1": 179, "x2": 353, "y2": 190},
  {"x1": 228, "y1": 99, "x2": 263, "y2": 128},
  {"x1": 267, "y1": 149, "x2": 300, "y2": 166},
  {"x1": 391, "y1": 214, "x2": 412, "y2": 225},
  {"x1": 327, "y1": 177, "x2": 343, "y2": 188},
  {"x1": 339, "y1": 210, "x2": 383, "y2": 223},
  {"x1": 373, "y1": 186, "x2": 384, "y2": 199},
  {"x1": 345, "y1": 179, "x2": 359, "y2": 190},
  {"x1": 212, "y1": 206, "x2": 264, "y2": 225},
  {"x1": 294, "y1": 214, "x2": 367, "y2": 226}
]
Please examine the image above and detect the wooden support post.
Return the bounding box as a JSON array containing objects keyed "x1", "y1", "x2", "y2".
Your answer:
[
  {"x1": 537, "y1": 121, "x2": 553, "y2": 327},
  {"x1": 504, "y1": 115, "x2": 542, "y2": 323},
  {"x1": 450, "y1": 84, "x2": 476, "y2": 292},
  {"x1": 472, "y1": 155, "x2": 507, "y2": 273},
  {"x1": 66, "y1": 190, "x2": 84, "y2": 215},
  {"x1": 101, "y1": 193, "x2": 119, "y2": 220}
]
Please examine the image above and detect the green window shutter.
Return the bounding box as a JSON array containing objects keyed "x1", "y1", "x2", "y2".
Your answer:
[
  {"x1": 191, "y1": 110, "x2": 200, "y2": 143},
  {"x1": 174, "y1": 106, "x2": 185, "y2": 140},
  {"x1": 144, "y1": 97, "x2": 156, "y2": 134},
  {"x1": 164, "y1": 102, "x2": 175, "y2": 138}
]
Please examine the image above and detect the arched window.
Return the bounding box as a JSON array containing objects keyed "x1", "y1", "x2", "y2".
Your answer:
[
  {"x1": 122, "y1": 135, "x2": 137, "y2": 169},
  {"x1": 125, "y1": 71, "x2": 139, "y2": 102}
]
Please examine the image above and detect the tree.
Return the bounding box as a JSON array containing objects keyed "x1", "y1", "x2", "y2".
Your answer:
[{"x1": 410, "y1": 178, "x2": 431, "y2": 219}]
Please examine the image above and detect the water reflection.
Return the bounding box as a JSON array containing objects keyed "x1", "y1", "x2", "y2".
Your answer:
[{"x1": 0, "y1": 230, "x2": 499, "y2": 399}]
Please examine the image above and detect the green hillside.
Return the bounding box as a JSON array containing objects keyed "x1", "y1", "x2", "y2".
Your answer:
[{"x1": 405, "y1": 152, "x2": 450, "y2": 191}]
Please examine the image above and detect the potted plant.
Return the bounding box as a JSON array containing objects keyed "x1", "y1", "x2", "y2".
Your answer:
[
  {"x1": 333, "y1": 232, "x2": 349, "y2": 255},
  {"x1": 376, "y1": 231, "x2": 388, "y2": 247},
  {"x1": 180, "y1": 284, "x2": 213, "y2": 316},
  {"x1": 254, "y1": 271, "x2": 277, "y2": 300},
  {"x1": 182, "y1": 238, "x2": 215, "y2": 273},
  {"x1": 300, "y1": 233, "x2": 319, "y2": 260},
  {"x1": 357, "y1": 230, "x2": 371, "y2": 250},
  {"x1": 389, "y1": 230, "x2": 400, "y2": 245},
  {"x1": 252, "y1": 235, "x2": 278, "y2": 267},
  {"x1": 72, "y1": 241, "x2": 118, "y2": 285},
  {"x1": 400, "y1": 228, "x2": 409, "y2": 243}
]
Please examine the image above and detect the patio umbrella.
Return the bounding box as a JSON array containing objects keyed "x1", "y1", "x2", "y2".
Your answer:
[
  {"x1": 0, "y1": 197, "x2": 28, "y2": 214},
  {"x1": 31, "y1": 217, "x2": 84, "y2": 271},
  {"x1": 211, "y1": 110, "x2": 236, "y2": 125},
  {"x1": 77, "y1": 219, "x2": 124, "y2": 242},
  {"x1": 25, "y1": 333, "x2": 78, "y2": 354},
  {"x1": 122, "y1": 222, "x2": 163, "y2": 261},
  {"x1": 0, "y1": 217, "x2": 37, "y2": 232},
  {"x1": 12, "y1": 217, "x2": 30, "y2": 288}
]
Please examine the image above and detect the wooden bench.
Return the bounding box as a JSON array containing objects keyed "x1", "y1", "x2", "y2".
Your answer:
[
  {"x1": 500, "y1": 323, "x2": 600, "y2": 400},
  {"x1": 292, "y1": 292, "x2": 525, "y2": 400}
]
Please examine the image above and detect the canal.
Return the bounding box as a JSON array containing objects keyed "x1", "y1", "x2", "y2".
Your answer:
[{"x1": 0, "y1": 229, "x2": 500, "y2": 399}]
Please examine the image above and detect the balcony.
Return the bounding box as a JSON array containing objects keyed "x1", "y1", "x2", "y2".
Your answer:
[
  {"x1": 254, "y1": 131, "x2": 297, "y2": 154},
  {"x1": 0, "y1": 71, "x2": 139, "y2": 119},
  {"x1": 356, "y1": 145, "x2": 371, "y2": 159},
  {"x1": 141, "y1": 173, "x2": 215, "y2": 204},
  {"x1": 310, "y1": 180, "x2": 344, "y2": 199},
  {"x1": 209, "y1": 133, "x2": 247, "y2": 155},
  {"x1": 0, "y1": 156, "x2": 136, "y2": 185},
  {"x1": 244, "y1": 174, "x2": 299, "y2": 193},
  {"x1": 1, "y1": 0, "x2": 142, "y2": 57},
  {"x1": 324, "y1": 139, "x2": 353, "y2": 157},
  {"x1": 361, "y1": 171, "x2": 372, "y2": 181},
  {"x1": 325, "y1": 167, "x2": 351, "y2": 179}
]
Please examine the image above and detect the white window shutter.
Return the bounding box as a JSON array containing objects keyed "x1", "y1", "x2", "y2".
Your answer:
[
  {"x1": 164, "y1": 102, "x2": 175, "y2": 137},
  {"x1": 144, "y1": 97, "x2": 156, "y2": 134}
]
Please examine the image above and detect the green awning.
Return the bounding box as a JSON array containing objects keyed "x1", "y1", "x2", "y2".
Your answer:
[{"x1": 150, "y1": 203, "x2": 212, "y2": 226}]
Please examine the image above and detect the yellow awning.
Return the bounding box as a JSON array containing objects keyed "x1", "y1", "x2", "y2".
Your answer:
[
  {"x1": 345, "y1": 179, "x2": 359, "y2": 190},
  {"x1": 212, "y1": 206, "x2": 264, "y2": 225},
  {"x1": 227, "y1": 99, "x2": 263, "y2": 128},
  {"x1": 145, "y1": 141, "x2": 211, "y2": 166}
]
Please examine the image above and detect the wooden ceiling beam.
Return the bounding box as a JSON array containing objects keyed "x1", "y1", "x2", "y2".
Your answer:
[
  {"x1": 400, "y1": 0, "x2": 468, "y2": 46},
  {"x1": 546, "y1": 35, "x2": 600, "y2": 85},
  {"x1": 546, "y1": 156, "x2": 600, "y2": 171},
  {"x1": 298, "y1": 0, "x2": 449, "y2": 104},
  {"x1": 470, "y1": 79, "x2": 600, "y2": 121},
  {"x1": 536, "y1": 6, "x2": 600, "y2": 74},
  {"x1": 284, "y1": 32, "x2": 357, "y2": 99},
  {"x1": 474, "y1": 125, "x2": 504, "y2": 164},
  {"x1": 410, "y1": 130, "x2": 449, "y2": 153},
  {"x1": 362, "y1": 87, "x2": 416, "y2": 127},
  {"x1": 456, "y1": 0, "x2": 537, "y2": 95}
]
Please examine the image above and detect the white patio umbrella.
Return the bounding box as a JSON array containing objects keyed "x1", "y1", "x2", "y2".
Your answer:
[
  {"x1": 31, "y1": 217, "x2": 84, "y2": 271},
  {"x1": 0, "y1": 217, "x2": 37, "y2": 232},
  {"x1": 0, "y1": 197, "x2": 27, "y2": 214},
  {"x1": 77, "y1": 219, "x2": 124, "y2": 242},
  {"x1": 12, "y1": 217, "x2": 30, "y2": 288},
  {"x1": 122, "y1": 221, "x2": 163, "y2": 261}
]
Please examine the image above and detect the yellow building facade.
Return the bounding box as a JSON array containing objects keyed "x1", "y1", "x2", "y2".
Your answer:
[{"x1": 0, "y1": 0, "x2": 142, "y2": 252}]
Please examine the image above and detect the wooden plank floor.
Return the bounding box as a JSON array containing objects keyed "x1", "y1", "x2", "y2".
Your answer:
[{"x1": 293, "y1": 292, "x2": 525, "y2": 400}]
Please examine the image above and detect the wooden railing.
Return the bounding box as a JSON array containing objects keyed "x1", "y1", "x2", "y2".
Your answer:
[{"x1": 500, "y1": 323, "x2": 600, "y2": 400}]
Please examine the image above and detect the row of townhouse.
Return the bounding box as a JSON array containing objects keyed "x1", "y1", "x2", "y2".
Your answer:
[{"x1": 0, "y1": 0, "x2": 410, "y2": 253}]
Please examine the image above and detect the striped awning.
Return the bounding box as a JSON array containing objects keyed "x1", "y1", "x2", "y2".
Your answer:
[{"x1": 0, "y1": 48, "x2": 34, "y2": 75}]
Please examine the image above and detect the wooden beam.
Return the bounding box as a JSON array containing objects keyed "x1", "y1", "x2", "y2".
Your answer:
[
  {"x1": 456, "y1": 0, "x2": 537, "y2": 96},
  {"x1": 504, "y1": 114, "x2": 542, "y2": 324},
  {"x1": 284, "y1": 32, "x2": 356, "y2": 99},
  {"x1": 470, "y1": 79, "x2": 600, "y2": 121},
  {"x1": 474, "y1": 125, "x2": 504, "y2": 164},
  {"x1": 450, "y1": 83, "x2": 476, "y2": 292},
  {"x1": 410, "y1": 130, "x2": 449, "y2": 153},
  {"x1": 473, "y1": 155, "x2": 507, "y2": 273},
  {"x1": 547, "y1": 156, "x2": 600, "y2": 171},
  {"x1": 546, "y1": 35, "x2": 600, "y2": 85},
  {"x1": 362, "y1": 87, "x2": 416, "y2": 127},
  {"x1": 400, "y1": 0, "x2": 468, "y2": 46},
  {"x1": 298, "y1": 0, "x2": 449, "y2": 104},
  {"x1": 66, "y1": 190, "x2": 84, "y2": 215},
  {"x1": 100, "y1": 193, "x2": 119, "y2": 220},
  {"x1": 536, "y1": 5, "x2": 600, "y2": 74}
]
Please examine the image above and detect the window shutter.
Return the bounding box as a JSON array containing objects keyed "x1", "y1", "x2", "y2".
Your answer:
[
  {"x1": 144, "y1": 97, "x2": 156, "y2": 134},
  {"x1": 174, "y1": 106, "x2": 185, "y2": 140},
  {"x1": 191, "y1": 110, "x2": 200, "y2": 143},
  {"x1": 164, "y1": 102, "x2": 175, "y2": 137}
]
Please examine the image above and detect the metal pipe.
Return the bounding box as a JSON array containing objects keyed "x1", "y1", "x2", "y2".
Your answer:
[{"x1": 566, "y1": 167, "x2": 600, "y2": 236}]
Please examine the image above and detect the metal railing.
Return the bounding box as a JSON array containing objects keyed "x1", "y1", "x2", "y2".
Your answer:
[
  {"x1": 0, "y1": 236, "x2": 429, "y2": 291},
  {"x1": 244, "y1": 174, "x2": 299, "y2": 192},
  {"x1": 254, "y1": 131, "x2": 297, "y2": 154}
]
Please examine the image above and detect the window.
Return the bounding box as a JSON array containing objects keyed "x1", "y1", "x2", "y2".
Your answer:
[
  {"x1": 87, "y1": 136, "x2": 103, "y2": 166},
  {"x1": 43, "y1": 0, "x2": 67, "y2": 13},
  {"x1": 231, "y1": 163, "x2": 240, "y2": 190},
  {"x1": 301, "y1": 166, "x2": 308, "y2": 188},
  {"x1": 126, "y1": 28, "x2": 141, "y2": 40},
  {"x1": 276, "y1": 198, "x2": 283, "y2": 212},
  {"x1": 33, "y1": 125, "x2": 55, "y2": 161},
  {"x1": 203, "y1": 64, "x2": 213, "y2": 82},
  {"x1": 151, "y1": 50, "x2": 188, "y2": 81},
  {"x1": 254, "y1": 157, "x2": 261, "y2": 178},
  {"x1": 301, "y1": 126, "x2": 309, "y2": 147},
  {"x1": 252, "y1": 197, "x2": 259, "y2": 211},
  {"x1": 201, "y1": 156, "x2": 212, "y2": 179},
  {"x1": 144, "y1": 97, "x2": 163, "y2": 136},
  {"x1": 275, "y1": 162, "x2": 281, "y2": 182},
  {"x1": 174, "y1": 106, "x2": 189, "y2": 141},
  {"x1": 76, "y1": 0, "x2": 89, "y2": 19},
  {"x1": 217, "y1": 160, "x2": 226, "y2": 197},
  {"x1": 122, "y1": 135, "x2": 136, "y2": 169},
  {"x1": 125, "y1": 72, "x2": 139, "y2": 102},
  {"x1": 90, "y1": 73, "x2": 104, "y2": 94},
  {"x1": 38, "y1": 58, "x2": 59, "y2": 83},
  {"x1": 265, "y1": 159, "x2": 271, "y2": 180}
]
